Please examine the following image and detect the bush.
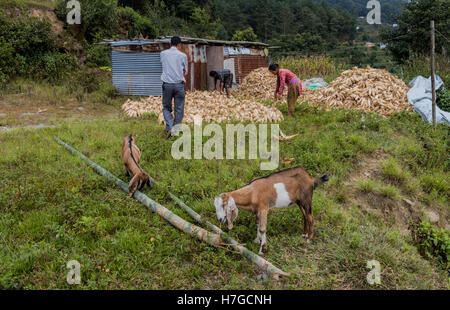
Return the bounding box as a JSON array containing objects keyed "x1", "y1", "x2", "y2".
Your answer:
[
  {"x1": 411, "y1": 221, "x2": 449, "y2": 272},
  {"x1": 437, "y1": 89, "x2": 450, "y2": 113},
  {"x1": 0, "y1": 11, "x2": 77, "y2": 82},
  {"x1": 86, "y1": 44, "x2": 111, "y2": 67},
  {"x1": 35, "y1": 53, "x2": 78, "y2": 82},
  {"x1": 55, "y1": 0, "x2": 119, "y2": 42},
  {"x1": 0, "y1": 39, "x2": 16, "y2": 84},
  {"x1": 421, "y1": 171, "x2": 450, "y2": 198},
  {"x1": 117, "y1": 6, "x2": 158, "y2": 39},
  {"x1": 381, "y1": 158, "x2": 411, "y2": 184},
  {"x1": 68, "y1": 68, "x2": 103, "y2": 93},
  {"x1": 232, "y1": 27, "x2": 257, "y2": 42}
]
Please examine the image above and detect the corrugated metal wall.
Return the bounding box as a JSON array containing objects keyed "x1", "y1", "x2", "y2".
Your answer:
[
  {"x1": 111, "y1": 50, "x2": 163, "y2": 96},
  {"x1": 181, "y1": 44, "x2": 208, "y2": 91}
]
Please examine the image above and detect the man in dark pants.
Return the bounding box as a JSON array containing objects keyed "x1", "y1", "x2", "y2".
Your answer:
[
  {"x1": 209, "y1": 69, "x2": 233, "y2": 97},
  {"x1": 160, "y1": 36, "x2": 188, "y2": 139}
]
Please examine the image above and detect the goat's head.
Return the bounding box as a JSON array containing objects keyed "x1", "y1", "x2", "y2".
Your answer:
[
  {"x1": 214, "y1": 193, "x2": 238, "y2": 230},
  {"x1": 128, "y1": 171, "x2": 151, "y2": 197}
]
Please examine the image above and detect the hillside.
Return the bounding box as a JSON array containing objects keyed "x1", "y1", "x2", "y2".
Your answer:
[{"x1": 316, "y1": 0, "x2": 406, "y2": 23}]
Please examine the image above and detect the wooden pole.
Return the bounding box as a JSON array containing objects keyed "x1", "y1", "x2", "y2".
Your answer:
[
  {"x1": 55, "y1": 137, "x2": 289, "y2": 279},
  {"x1": 431, "y1": 20, "x2": 436, "y2": 128},
  {"x1": 54, "y1": 137, "x2": 221, "y2": 247}
]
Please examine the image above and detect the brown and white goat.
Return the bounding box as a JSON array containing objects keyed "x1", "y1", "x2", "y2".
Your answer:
[
  {"x1": 214, "y1": 167, "x2": 328, "y2": 255},
  {"x1": 121, "y1": 134, "x2": 151, "y2": 197}
]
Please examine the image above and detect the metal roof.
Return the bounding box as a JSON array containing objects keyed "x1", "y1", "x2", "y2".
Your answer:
[
  {"x1": 158, "y1": 36, "x2": 269, "y2": 48},
  {"x1": 101, "y1": 37, "x2": 269, "y2": 48},
  {"x1": 108, "y1": 40, "x2": 159, "y2": 47}
]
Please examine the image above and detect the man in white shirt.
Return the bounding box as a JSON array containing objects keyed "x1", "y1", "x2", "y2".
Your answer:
[{"x1": 160, "y1": 36, "x2": 188, "y2": 138}]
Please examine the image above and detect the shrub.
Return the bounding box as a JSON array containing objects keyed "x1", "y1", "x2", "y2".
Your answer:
[
  {"x1": 411, "y1": 221, "x2": 449, "y2": 272},
  {"x1": 117, "y1": 6, "x2": 158, "y2": 39},
  {"x1": 357, "y1": 179, "x2": 377, "y2": 193},
  {"x1": 0, "y1": 39, "x2": 16, "y2": 84},
  {"x1": 68, "y1": 68, "x2": 103, "y2": 93},
  {"x1": 381, "y1": 158, "x2": 411, "y2": 184},
  {"x1": 421, "y1": 171, "x2": 450, "y2": 198},
  {"x1": 86, "y1": 44, "x2": 111, "y2": 67},
  {"x1": 232, "y1": 27, "x2": 257, "y2": 42},
  {"x1": 35, "y1": 53, "x2": 78, "y2": 82},
  {"x1": 437, "y1": 89, "x2": 450, "y2": 112},
  {"x1": 55, "y1": 0, "x2": 119, "y2": 42},
  {"x1": 378, "y1": 184, "x2": 401, "y2": 200},
  {"x1": 0, "y1": 11, "x2": 77, "y2": 82}
]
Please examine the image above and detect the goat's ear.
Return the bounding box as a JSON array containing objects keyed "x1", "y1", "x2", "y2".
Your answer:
[
  {"x1": 214, "y1": 195, "x2": 225, "y2": 220},
  {"x1": 226, "y1": 197, "x2": 238, "y2": 230}
]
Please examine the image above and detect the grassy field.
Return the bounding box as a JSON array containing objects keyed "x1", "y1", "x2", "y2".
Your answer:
[{"x1": 0, "y1": 91, "x2": 449, "y2": 289}]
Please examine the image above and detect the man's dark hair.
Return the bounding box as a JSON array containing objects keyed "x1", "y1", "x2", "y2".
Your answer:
[
  {"x1": 268, "y1": 63, "x2": 279, "y2": 71},
  {"x1": 171, "y1": 36, "x2": 182, "y2": 46},
  {"x1": 209, "y1": 71, "x2": 217, "y2": 77}
]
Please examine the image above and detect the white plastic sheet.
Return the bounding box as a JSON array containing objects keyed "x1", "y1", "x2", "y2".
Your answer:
[
  {"x1": 302, "y1": 78, "x2": 328, "y2": 90},
  {"x1": 407, "y1": 75, "x2": 449, "y2": 124}
]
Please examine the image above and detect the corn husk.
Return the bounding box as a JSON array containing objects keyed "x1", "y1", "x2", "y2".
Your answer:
[
  {"x1": 273, "y1": 129, "x2": 299, "y2": 141},
  {"x1": 302, "y1": 66, "x2": 412, "y2": 116},
  {"x1": 121, "y1": 90, "x2": 283, "y2": 123},
  {"x1": 282, "y1": 158, "x2": 295, "y2": 165},
  {"x1": 233, "y1": 67, "x2": 284, "y2": 100}
]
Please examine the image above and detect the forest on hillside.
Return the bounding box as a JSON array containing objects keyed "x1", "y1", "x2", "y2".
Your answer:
[
  {"x1": 314, "y1": 0, "x2": 406, "y2": 23},
  {"x1": 0, "y1": 0, "x2": 448, "y2": 84},
  {"x1": 116, "y1": 0, "x2": 358, "y2": 45}
]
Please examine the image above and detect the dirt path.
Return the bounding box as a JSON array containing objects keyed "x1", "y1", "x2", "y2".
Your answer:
[{"x1": 0, "y1": 95, "x2": 121, "y2": 131}]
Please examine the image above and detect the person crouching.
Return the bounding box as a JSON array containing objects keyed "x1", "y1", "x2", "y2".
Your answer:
[{"x1": 209, "y1": 69, "x2": 233, "y2": 97}]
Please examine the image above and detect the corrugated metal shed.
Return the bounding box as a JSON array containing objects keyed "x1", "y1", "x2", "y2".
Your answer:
[
  {"x1": 111, "y1": 50, "x2": 162, "y2": 96},
  {"x1": 105, "y1": 37, "x2": 270, "y2": 96}
]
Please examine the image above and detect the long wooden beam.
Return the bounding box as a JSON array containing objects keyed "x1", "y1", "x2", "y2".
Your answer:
[
  {"x1": 54, "y1": 137, "x2": 221, "y2": 247},
  {"x1": 55, "y1": 137, "x2": 289, "y2": 279}
]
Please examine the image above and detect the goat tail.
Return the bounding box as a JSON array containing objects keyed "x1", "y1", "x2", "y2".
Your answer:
[{"x1": 314, "y1": 175, "x2": 329, "y2": 188}]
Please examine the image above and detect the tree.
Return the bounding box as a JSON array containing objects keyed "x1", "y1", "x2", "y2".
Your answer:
[
  {"x1": 55, "y1": 0, "x2": 119, "y2": 42},
  {"x1": 232, "y1": 27, "x2": 257, "y2": 41},
  {"x1": 380, "y1": 0, "x2": 450, "y2": 62},
  {"x1": 189, "y1": 8, "x2": 220, "y2": 39}
]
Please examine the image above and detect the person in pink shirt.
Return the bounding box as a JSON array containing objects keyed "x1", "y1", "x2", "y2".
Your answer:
[{"x1": 269, "y1": 64, "x2": 303, "y2": 116}]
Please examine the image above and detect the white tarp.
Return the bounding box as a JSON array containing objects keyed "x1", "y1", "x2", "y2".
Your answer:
[
  {"x1": 302, "y1": 78, "x2": 328, "y2": 89},
  {"x1": 407, "y1": 75, "x2": 449, "y2": 124}
]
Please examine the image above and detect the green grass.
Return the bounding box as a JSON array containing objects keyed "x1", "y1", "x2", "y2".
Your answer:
[
  {"x1": 357, "y1": 180, "x2": 401, "y2": 200},
  {"x1": 381, "y1": 158, "x2": 411, "y2": 184},
  {"x1": 1, "y1": 101, "x2": 449, "y2": 289}
]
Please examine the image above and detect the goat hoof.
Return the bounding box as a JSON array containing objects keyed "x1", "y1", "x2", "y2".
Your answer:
[{"x1": 258, "y1": 251, "x2": 265, "y2": 256}]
